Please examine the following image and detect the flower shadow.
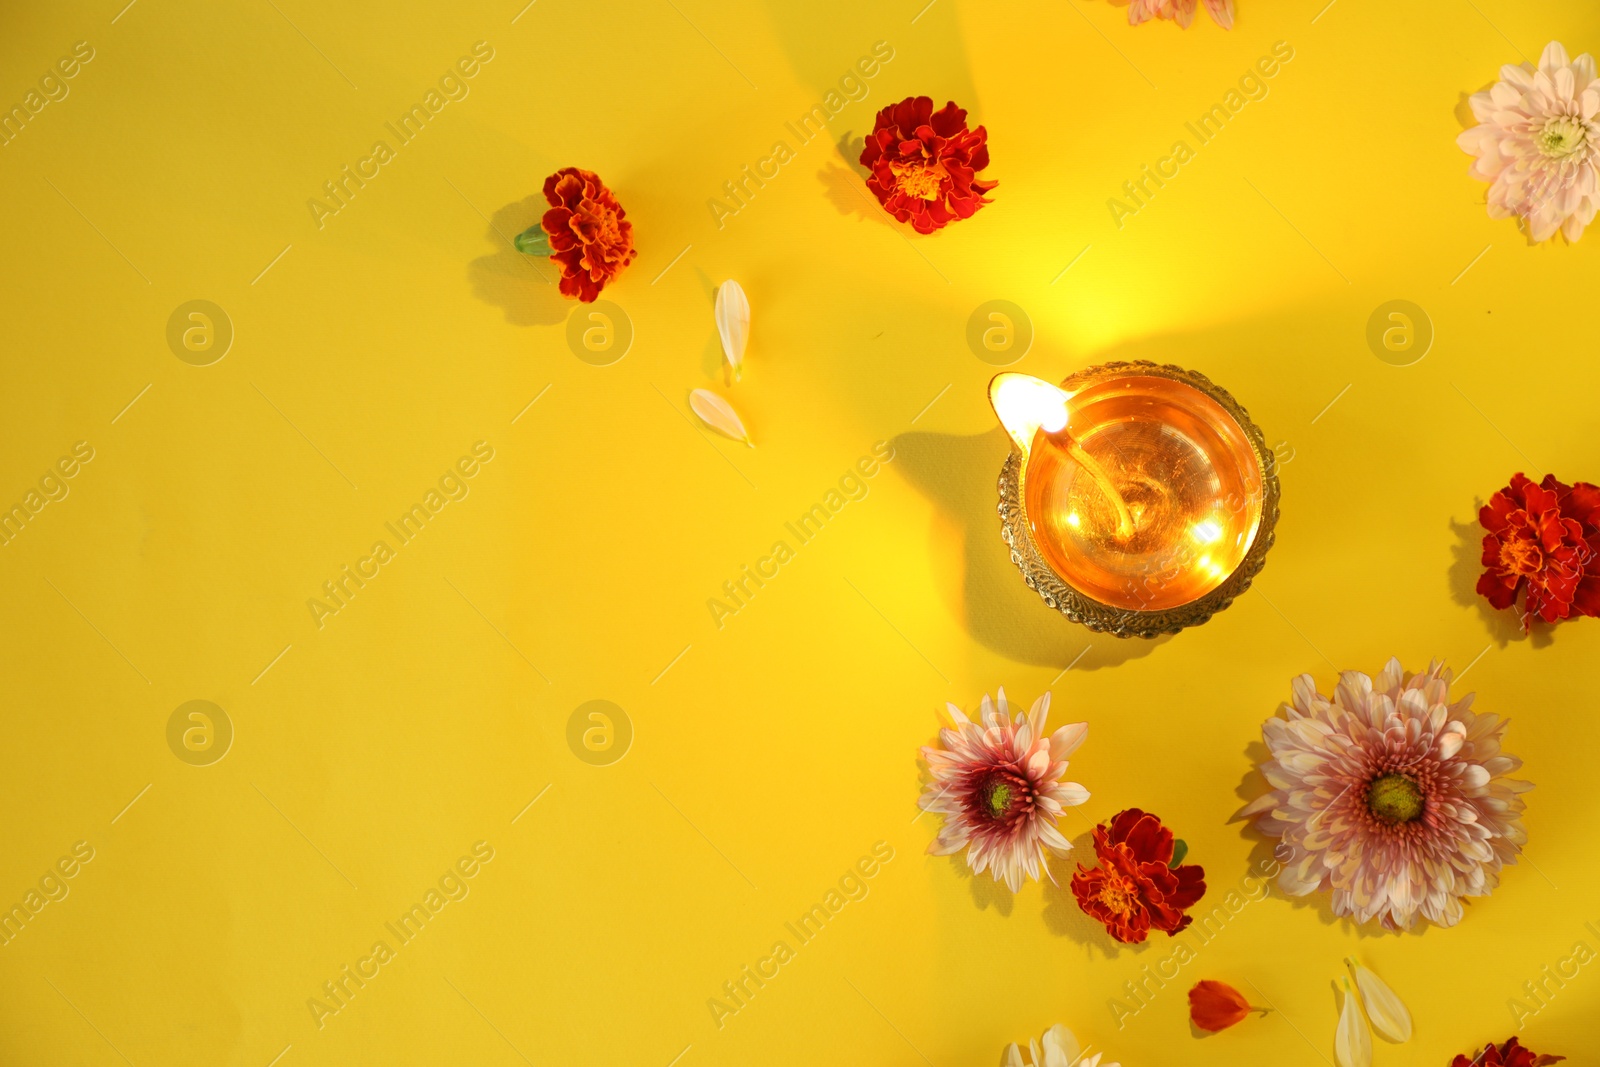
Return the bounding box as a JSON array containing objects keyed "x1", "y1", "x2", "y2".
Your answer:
[
  {"x1": 1447, "y1": 510, "x2": 1551, "y2": 649},
  {"x1": 1040, "y1": 828, "x2": 1139, "y2": 960},
  {"x1": 819, "y1": 130, "x2": 932, "y2": 232},
  {"x1": 915, "y1": 731, "x2": 1018, "y2": 917},
  {"x1": 835, "y1": 130, "x2": 868, "y2": 177},
  {"x1": 466, "y1": 196, "x2": 568, "y2": 327},
  {"x1": 948, "y1": 854, "x2": 1017, "y2": 917},
  {"x1": 756, "y1": 0, "x2": 980, "y2": 124},
  {"x1": 819, "y1": 166, "x2": 896, "y2": 230},
  {"x1": 890, "y1": 426, "x2": 1171, "y2": 669}
]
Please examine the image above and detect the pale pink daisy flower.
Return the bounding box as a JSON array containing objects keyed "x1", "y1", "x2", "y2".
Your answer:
[
  {"x1": 1457, "y1": 41, "x2": 1600, "y2": 242},
  {"x1": 1127, "y1": 0, "x2": 1234, "y2": 30},
  {"x1": 1237, "y1": 659, "x2": 1533, "y2": 930},
  {"x1": 919, "y1": 688, "x2": 1089, "y2": 893}
]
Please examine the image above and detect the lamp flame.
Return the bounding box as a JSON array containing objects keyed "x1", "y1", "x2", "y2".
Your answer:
[
  {"x1": 989, "y1": 373, "x2": 1073, "y2": 457},
  {"x1": 989, "y1": 372, "x2": 1136, "y2": 542}
]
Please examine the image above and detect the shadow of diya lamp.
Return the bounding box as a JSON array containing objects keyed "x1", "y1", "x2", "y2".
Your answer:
[{"x1": 990, "y1": 362, "x2": 1280, "y2": 638}]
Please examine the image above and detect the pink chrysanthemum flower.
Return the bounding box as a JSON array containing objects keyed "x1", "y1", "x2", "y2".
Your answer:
[
  {"x1": 1127, "y1": 0, "x2": 1234, "y2": 30},
  {"x1": 1457, "y1": 41, "x2": 1600, "y2": 242},
  {"x1": 919, "y1": 689, "x2": 1089, "y2": 893},
  {"x1": 1237, "y1": 660, "x2": 1533, "y2": 930}
]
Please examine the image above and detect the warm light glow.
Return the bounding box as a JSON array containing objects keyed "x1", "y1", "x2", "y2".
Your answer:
[
  {"x1": 1014, "y1": 370, "x2": 1267, "y2": 613},
  {"x1": 989, "y1": 373, "x2": 1073, "y2": 456}
]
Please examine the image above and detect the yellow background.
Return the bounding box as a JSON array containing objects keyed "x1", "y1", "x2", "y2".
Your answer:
[{"x1": 2, "y1": 0, "x2": 1598, "y2": 1064}]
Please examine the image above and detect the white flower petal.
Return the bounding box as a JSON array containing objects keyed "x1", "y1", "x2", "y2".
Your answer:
[
  {"x1": 1050, "y1": 721, "x2": 1088, "y2": 760},
  {"x1": 1028, "y1": 692, "x2": 1051, "y2": 738},
  {"x1": 1349, "y1": 959, "x2": 1412, "y2": 1042},
  {"x1": 1054, "y1": 782, "x2": 1090, "y2": 807},
  {"x1": 1335, "y1": 980, "x2": 1372, "y2": 1067},
  {"x1": 714, "y1": 280, "x2": 750, "y2": 381},
  {"x1": 1038, "y1": 822, "x2": 1072, "y2": 852},
  {"x1": 1040, "y1": 1025, "x2": 1080, "y2": 1066},
  {"x1": 688, "y1": 389, "x2": 753, "y2": 446}
]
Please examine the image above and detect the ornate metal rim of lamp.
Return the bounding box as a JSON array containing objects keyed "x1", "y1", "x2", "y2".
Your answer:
[{"x1": 991, "y1": 361, "x2": 1281, "y2": 639}]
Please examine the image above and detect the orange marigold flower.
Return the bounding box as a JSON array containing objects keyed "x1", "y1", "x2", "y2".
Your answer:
[
  {"x1": 1069, "y1": 809, "x2": 1205, "y2": 943},
  {"x1": 1477, "y1": 472, "x2": 1600, "y2": 629},
  {"x1": 860, "y1": 96, "x2": 996, "y2": 234},
  {"x1": 539, "y1": 167, "x2": 636, "y2": 302}
]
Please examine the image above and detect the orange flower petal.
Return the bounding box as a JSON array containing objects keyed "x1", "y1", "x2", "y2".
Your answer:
[{"x1": 1188, "y1": 980, "x2": 1252, "y2": 1032}]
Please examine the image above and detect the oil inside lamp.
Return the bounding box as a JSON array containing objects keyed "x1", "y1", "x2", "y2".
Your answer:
[{"x1": 989, "y1": 372, "x2": 1265, "y2": 613}]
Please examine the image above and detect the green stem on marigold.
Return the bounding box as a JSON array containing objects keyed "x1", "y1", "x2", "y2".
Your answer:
[{"x1": 514, "y1": 225, "x2": 552, "y2": 256}]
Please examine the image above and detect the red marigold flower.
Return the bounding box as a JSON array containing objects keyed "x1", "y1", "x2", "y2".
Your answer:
[
  {"x1": 860, "y1": 96, "x2": 996, "y2": 234},
  {"x1": 1187, "y1": 980, "x2": 1263, "y2": 1032},
  {"x1": 1449, "y1": 1036, "x2": 1565, "y2": 1067},
  {"x1": 1069, "y1": 809, "x2": 1205, "y2": 944},
  {"x1": 539, "y1": 167, "x2": 636, "y2": 302},
  {"x1": 1476, "y1": 472, "x2": 1600, "y2": 630}
]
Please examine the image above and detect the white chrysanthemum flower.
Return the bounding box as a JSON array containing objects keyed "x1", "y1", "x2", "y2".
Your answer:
[
  {"x1": 918, "y1": 689, "x2": 1089, "y2": 893},
  {"x1": 1003, "y1": 1025, "x2": 1119, "y2": 1067},
  {"x1": 1238, "y1": 659, "x2": 1533, "y2": 930},
  {"x1": 1458, "y1": 41, "x2": 1600, "y2": 242}
]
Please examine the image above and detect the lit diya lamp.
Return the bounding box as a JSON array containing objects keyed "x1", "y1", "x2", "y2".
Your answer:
[{"x1": 990, "y1": 362, "x2": 1280, "y2": 638}]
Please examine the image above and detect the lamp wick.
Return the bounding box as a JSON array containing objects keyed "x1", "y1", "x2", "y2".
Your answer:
[{"x1": 1056, "y1": 431, "x2": 1135, "y2": 541}]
